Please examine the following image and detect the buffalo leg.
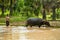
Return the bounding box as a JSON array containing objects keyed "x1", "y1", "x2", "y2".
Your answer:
[
  {"x1": 45, "y1": 22, "x2": 50, "y2": 27},
  {"x1": 26, "y1": 24, "x2": 28, "y2": 27},
  {"x1": 38, "y1": 25, "x2": 41, "y2": 28}
]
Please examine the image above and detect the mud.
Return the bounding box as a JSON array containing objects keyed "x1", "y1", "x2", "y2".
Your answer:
[{"x1": 0, "y1": 26, "x2": 60, "y2": 40}]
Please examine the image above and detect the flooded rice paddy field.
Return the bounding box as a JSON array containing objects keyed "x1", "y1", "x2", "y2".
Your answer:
[{"x1": 0, "y1": 26, "x2": 60, "y2": 40}]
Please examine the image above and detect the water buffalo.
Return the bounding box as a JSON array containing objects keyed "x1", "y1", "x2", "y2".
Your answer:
[{"x1": 26, "y1": 18, "x2": 50, "y2": 28}]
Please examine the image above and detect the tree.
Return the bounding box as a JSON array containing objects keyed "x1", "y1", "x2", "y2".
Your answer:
[
  {"x1": 24, "y1": 0, "x2": 41, "y2": 17},
  {"x1": 42, "y1": 0, "x2": 46, "y2": 19},
  {"x1": 0, "y1": 0, "x2": 10, "y2": 16},
  {"x1": 9, "y1": 0, "x2": 13, "y2": 15},
  {"x1": 1, "y1": 0, "x2": 4, "y2": 16}
]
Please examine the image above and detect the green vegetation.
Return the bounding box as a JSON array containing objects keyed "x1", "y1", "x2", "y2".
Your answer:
[
  {"x1": 0, "y1": 0, "x2": 60, "y2": 19},
  {"x1": 0, "y1": 0, "x2": 60, "y2": 27}
]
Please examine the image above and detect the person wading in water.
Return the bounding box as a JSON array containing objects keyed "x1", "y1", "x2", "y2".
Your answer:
[{"x1": 6, "y1": 14, "x2": 10, "y2": 27}]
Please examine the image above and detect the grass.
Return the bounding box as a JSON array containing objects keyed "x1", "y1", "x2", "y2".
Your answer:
[
  {"x1": 0, "y1": 16, "x2": 60, "y2": 28},
  {"x1": 0, "y1": 16, "x2": 27, "y2": 26},
  {"x1": 0, "y1": 16, "x2": 26, "y2": 23}
]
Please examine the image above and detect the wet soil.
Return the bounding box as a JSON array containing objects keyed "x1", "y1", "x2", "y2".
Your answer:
[{"x1": 0, "y1": 26, "x2": 60, "y2": 40}]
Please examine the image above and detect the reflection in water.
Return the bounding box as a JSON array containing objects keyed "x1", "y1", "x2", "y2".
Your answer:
[
  {"x1": 0, "y1": 27, "x2": 12, "y2": 40},
  {"x1": 3, "y1": 32, "x2": 12, "y2": 40},
  {"x1": 12, "y1": 27, "x2": 28, "y2": 40},
  {"x1": 19, "y1": 34, "x2": 27, "y2": 40},
  {"x1": 0, "y1": 26, "x2": 60, "y2": 40}
]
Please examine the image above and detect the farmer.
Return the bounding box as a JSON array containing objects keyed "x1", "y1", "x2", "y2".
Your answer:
[{"x1": 6, "y1": 14, "x2": 10, "y2": 27}]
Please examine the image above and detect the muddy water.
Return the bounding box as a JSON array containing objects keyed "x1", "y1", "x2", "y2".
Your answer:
[{"x1": 0, "y1": 26, "x2": 60, "y2": 40}]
